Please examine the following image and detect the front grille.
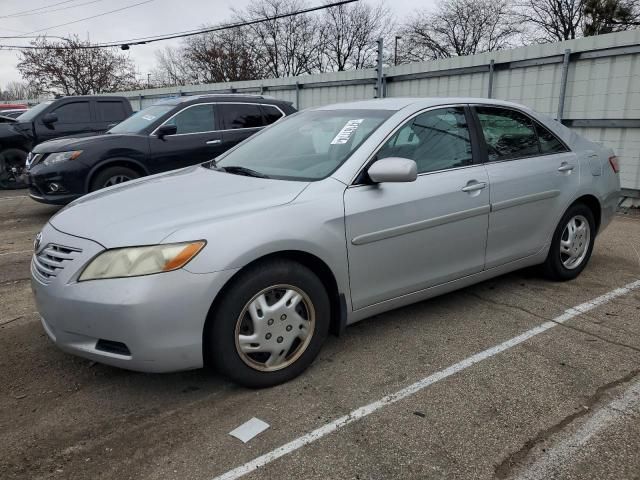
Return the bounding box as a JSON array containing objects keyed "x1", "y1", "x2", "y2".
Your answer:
[{"x1": 32, "y1": 244, "x2": 81, "y2": 283}]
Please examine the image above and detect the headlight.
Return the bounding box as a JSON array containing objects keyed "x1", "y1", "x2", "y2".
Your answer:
[
  {"x1": 78, "y1": 241, "x2": 206, "y2": 281},
  {"x1": 43, "y1": 150, "x2": 82, "y2": 166}
]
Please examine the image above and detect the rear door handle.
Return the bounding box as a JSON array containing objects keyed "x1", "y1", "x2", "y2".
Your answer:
[
  {"x1": 558, "y1": 163, "x2": 575, "y2": 172},
  {"x1": 461, "y1": 181, "x2": 487, "y2": 193},
  {"x1": 206, "y1": 139, "x2": 221, "y2": 145}
]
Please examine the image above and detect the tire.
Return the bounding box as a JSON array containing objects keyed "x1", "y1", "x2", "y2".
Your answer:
[
  {"x1": 206, "y1": 259, "x2": 330, "y2": 388},
  {"x1": 89, "y1": 165, "x2": 139, "y2": 192},
  {"x1": 0, "y1": 148, "x2": 28, "y2": 190},
  {"x1": 542, "y1": 203, "x2": 596, "y2": 281}
]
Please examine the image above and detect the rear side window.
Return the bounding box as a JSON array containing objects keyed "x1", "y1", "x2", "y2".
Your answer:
[
  {"x1": 261, "y1": 105, "x2": 284, "y2": 125},
  {"x1": 536, "y1": 123, "x2": 568, "y2": 154},
  {"x1": 220, "y1": 103, "x2": 264, "y2": 129},
  {"x1": 51, "y1": 101, "x2": 91, "y2": 124},
  {"x1": 164, "y1": 104, "x2": 215, "y2": 134},
  {"x1": 97, "y1": 101, "x2": 127, "y2": 122},
  {"x1": 476, "y1": 107, "x2": 539, "y2": 161}
]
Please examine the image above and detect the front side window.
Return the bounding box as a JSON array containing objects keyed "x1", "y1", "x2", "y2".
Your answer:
[
  {"x1": 377, "y1": 107, "x2": 473, "y2": 174},
  {"x1": 164, "y1": 104, "x2": 215, "y2": 134},
  {"x1": 220, "y1": 103, "x2": 264, "y2": 129},
  {"x1": 476, "y1": 107, "x2": 539, "y2": 161},
  {"x1": 213, "y1": 109, "x2": 393, "y2": 180},
  {"x1": 52, "y1": 102, "x2": 91, "y2": 124}
]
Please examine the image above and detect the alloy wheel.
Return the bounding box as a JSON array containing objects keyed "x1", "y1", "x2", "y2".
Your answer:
[{"x1": 103, "y1": 175, "x2": 132, "y2": 187}]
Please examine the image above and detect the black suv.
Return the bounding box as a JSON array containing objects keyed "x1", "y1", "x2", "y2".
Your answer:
[
  {"x1": 0, "y1": 96, "x2": 132, "y2": 189},
  {"x1": 26, "y1": 95, "x2": 296, "y2": 204}
]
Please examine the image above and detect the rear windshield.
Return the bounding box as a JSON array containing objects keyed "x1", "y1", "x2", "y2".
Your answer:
[{"x1": 108, "y1": 104, "x2": 174, "y2": 134}]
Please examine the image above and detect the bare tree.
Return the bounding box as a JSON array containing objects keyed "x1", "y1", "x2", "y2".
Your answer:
[
  {"x1": 583, "y1": 0, "x2": 640, "y2": 34},
  {"x1": 0, "y1": 81, "x2": 41, "y2": 101},
  {"x1": 401, "y1": 0, "x2": 521, "y2": 62},
  {"x1": 319, "y1": 1, "x2": 393, "y2": 71},
  {"x1": 183, "y1": 28, "x2": 264, "y2": 83},
  {"x1": 234, "y1": 0, "x2": 323, "y2": 78},
  {"x1": 515, "y1": 0, "x2": 585, "y2": 41},
  {"x1": 17, "y1": 36, "x2": 138, "y2": 95},
  {"x1": 153, "y1": 46, "x2": 193, "y2": 86}
]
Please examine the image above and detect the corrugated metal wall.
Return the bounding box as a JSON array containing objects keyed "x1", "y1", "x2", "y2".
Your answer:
[{"x1": 108, "y1": 30, "x2": 640, "y2": 193}]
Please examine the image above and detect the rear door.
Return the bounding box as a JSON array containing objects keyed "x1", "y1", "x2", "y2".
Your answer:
[
  {"x1": 473, "y1": 106, "x2": 579, "y2": 268},
  {"x1": 219, "y1": 103, "x2": 267, "y2": 150},
  {"x1": 148, "y1": 103, "x2": 225, "y2": 173},
  {"x1": 344, "y1": 106, "x2": 490, "y2": 310},
  {"x1": 35, "y1": 99, "x2": 93, "y2": 142}
]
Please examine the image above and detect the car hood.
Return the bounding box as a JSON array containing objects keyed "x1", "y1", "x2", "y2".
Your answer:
[
  {"x1": 50, "y1": 165, "x2": 310, "y2": 248},
  {"x1": 33, "y1": 133, "x2": 135, "y2": 153}
]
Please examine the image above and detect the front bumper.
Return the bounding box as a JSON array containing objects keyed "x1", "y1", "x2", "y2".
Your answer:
[
  {"x1": 26, "y1": 161, "x2": 88, "y2": 205},
  {"x1": 31, "y1": 223, "x2": 238, "y2": 372}
]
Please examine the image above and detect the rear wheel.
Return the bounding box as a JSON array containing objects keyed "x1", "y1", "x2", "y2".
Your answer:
[
  {"x1": 206, "y1": 259, "x2": 330, "y2": 388},
  {"x1": 542, "y1": 203, "x2": 595, "y2": 281},
  {"x1": 0, "y1": 148, "x2": 27, "y2": 189},
  {"x1": 90, "y1": 166, "x2": 139, "y2": 192}
]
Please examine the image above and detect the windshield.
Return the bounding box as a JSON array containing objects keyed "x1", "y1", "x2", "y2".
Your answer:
[
  {"x1": 213, "y1": 109, "x2": 393, "y2": 180},
  {"x1": 15, "y1": 101, "x2": 52, "y2": 122},
  {"x1": 108, "y1": 104, "x2": 174, "y2": 134}
]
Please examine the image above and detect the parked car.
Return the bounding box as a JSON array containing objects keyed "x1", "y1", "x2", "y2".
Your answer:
[
  {"x1": 0, "y1": 109, "x2": 28, "y2": 121},
  {"x1": 25, "y1": 94, "x2": 296, "y2": 204},
  {"x1": 0, "y1": 96, "x2": 132, "y2": 189},
  {"x1": 31, "y1": 98, "x2": 620, "y2": 387}
]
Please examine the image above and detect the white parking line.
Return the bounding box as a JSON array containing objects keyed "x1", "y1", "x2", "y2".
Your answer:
[
  {"x1": 0, "y1": 195, "x2": 28, "y2": 201},
  {"x1": 0, "y1": 249, "x2": 32, "y2": 257},
  {"x1": 514, "y1": 378, "x2": 640, "y2": 480},
  {"x1": 212, "y1": 279, "x2": 640, "y2": 480}
]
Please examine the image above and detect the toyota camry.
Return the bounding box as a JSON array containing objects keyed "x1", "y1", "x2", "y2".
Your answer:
[{"x1": 31, "y1": 98, "x2": 620, "y2": 387}]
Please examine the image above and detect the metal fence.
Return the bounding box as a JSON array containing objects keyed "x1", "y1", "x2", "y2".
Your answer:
[{"x1": 86, "y1": 30, "x2": 640, "y2": 196}]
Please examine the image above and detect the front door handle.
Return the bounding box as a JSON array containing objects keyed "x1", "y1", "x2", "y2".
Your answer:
[
  {"x1": 558, "y1": 163, "x2": 575, "y2": 172},
  {"x1": 206, "y1": 139, "x2": 221, "y2": 145},
  {"x1": 461, "y1": 181, "x2": 487, "y2": 193}
]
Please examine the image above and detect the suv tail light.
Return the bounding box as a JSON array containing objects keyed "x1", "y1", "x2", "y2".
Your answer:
[{"x1": 609, "y1": 156, "x2": 620, "y2": 173}]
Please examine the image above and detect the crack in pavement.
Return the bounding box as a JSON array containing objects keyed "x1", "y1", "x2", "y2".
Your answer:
[
  {"x1": 493, "y1": 369, "x2": 640, "y2": 479},
  {"x1": 466, "y1": 292, "x2": 640, "y2": 354}
]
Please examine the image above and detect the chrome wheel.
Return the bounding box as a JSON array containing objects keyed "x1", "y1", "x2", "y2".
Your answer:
[
  {"x1": 234, "y1": 285, "x2": 315, "y2": 372},
  {"x1": 103, "y1": 175, "x2": 132, "y2": 187},
  {"x1": 560, "y1": 214, "x2": 591, "y2": 270}
]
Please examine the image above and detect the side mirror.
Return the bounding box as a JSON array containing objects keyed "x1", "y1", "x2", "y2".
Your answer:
[
  {"x1": 156, "y1": 124, "x2": 177, "y2": 140},
  {"x1": 42, "y1": 112, "x2": 58, "y2": 125},
  {"x1": 367, "y1": 157, "x2": 417, "y2": 183}
]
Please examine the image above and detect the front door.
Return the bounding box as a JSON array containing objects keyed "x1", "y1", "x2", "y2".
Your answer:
[
  {"x1": 473, "y1": 106, "x2": 580, "y2": 269},
  {"x1": 344, "y1": 106, "x2": 490, "y2": 310},
  {"x1": 36, "y1": 99, "x2": 93, "y2": 143},
  {"x1": 148, "y1": 103, "x2": 225, "y2": 173},
  {"x1": 218, "y1": 103, "x2": 265, "y2": 151}
]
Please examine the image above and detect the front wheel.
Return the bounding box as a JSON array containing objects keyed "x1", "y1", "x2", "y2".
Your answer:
[
  {"x1": 542, "y1": 203, "x2": 595, "y2": 281},
  {"x1": 89, "y1": 165, "x2": 139, "y2": 192},
  {"x1": 206, "y1": 259, "x2": 330, "y2": 388},
  {"x1": 0, "y1": 148, "x2": 28, "y2": 189}
]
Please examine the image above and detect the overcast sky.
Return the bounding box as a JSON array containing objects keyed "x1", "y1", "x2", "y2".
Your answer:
[{"x1": 0, "y1": 0, "x2": 433, "y2": 88}]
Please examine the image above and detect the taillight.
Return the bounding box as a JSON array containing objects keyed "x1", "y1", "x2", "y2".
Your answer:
[{"x1": 609, "y1": 156, "x2": 620, "y2": 173}]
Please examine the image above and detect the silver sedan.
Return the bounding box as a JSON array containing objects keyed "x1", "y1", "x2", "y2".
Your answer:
[{"x1": 31, "y1": 98, "x2": 620, "y2": 387}]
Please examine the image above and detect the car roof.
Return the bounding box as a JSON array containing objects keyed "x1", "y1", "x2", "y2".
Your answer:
[
  {"x1": 313, "y1": 97, "x2": 533, "y2": 112},
  {"x1": 154, "y1": 94, "x2": 291, "y2": 107}
]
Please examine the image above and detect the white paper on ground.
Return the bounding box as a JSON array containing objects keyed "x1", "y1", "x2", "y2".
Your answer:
[{"x1": 229, "y1": 417, "x2": 270, "y2": 443}]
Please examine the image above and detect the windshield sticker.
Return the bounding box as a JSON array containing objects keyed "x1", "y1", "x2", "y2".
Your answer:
[
  {"x1": 330, "y1": 119, "x2": 364, "y2": 145},
  {"x1": 142, "y1": 114, "x2": 156, "y2": 121}
]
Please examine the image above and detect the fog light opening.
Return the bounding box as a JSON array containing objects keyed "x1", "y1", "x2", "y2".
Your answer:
[{"x1": 47, "y1": 183, "x2": 61, "y2": 192}]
